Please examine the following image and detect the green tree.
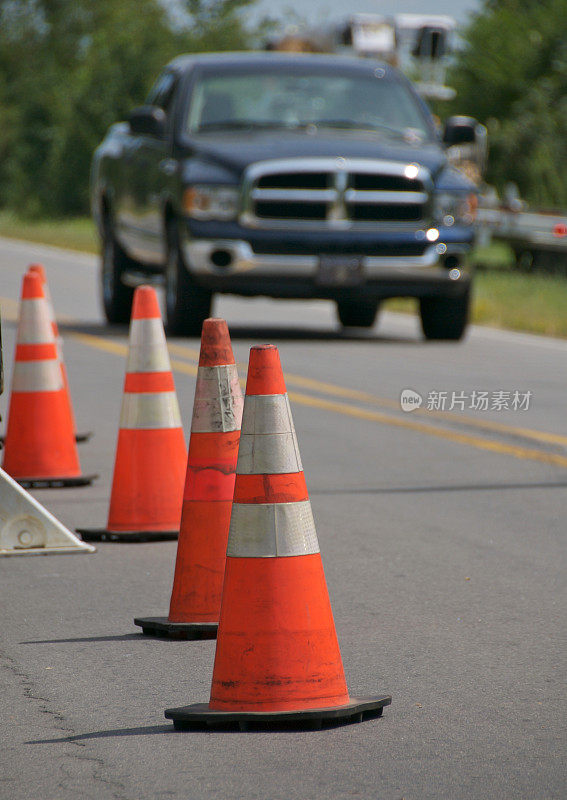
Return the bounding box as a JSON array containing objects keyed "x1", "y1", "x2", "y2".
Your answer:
[
  {"x1": 46, "y1": 1, "x2": 181, "y2": 216},
  {"x1": 448, "y1": 0, "x2": 567, "y2": 207},
  {"x1": 0, "y1": 0, "x2": 266, "y2": 217}
]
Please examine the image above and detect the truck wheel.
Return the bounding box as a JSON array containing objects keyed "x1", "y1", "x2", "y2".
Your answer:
[
  {"x1": 336, "y1": 300, "x2": 380, "y2": 328},
  {"x1": 101, "y1": 218, "x2": 135, "y2": 323},
  {"x1": 419, "y1": 290, "x2": 470, "y2": 341},
  {"x1": 165, "y1": 220, "x2": 212, "y2": 336}
]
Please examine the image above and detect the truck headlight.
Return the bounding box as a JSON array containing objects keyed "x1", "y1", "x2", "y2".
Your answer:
[
  {"x1": 183, "y1": 185, "x2": 239, "y2": 220},
  {"x1": 434, "y1": 192, "x2": 477, "y2": 226}
]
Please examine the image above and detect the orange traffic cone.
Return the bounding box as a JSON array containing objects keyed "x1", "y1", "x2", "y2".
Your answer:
[
  {"x1": 2, "y1": 271, "x2": 96, "y2": 488},
  {"x1": 135, "y1": 318, "x2": 243, "y2": 637},
  {"x1": 27, "y1": 263, "x2": 91, "y2": 443},
  {"x1": 165, "y1": 345, "x2": 391, "y2": 730},
  {"x1": 77, "y1": 286, "x2": 186, "y2": 541}
]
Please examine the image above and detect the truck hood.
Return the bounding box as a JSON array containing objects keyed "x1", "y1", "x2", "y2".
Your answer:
[{"x1": 186, "y1": 129, "x2": 447, "y2": 180}]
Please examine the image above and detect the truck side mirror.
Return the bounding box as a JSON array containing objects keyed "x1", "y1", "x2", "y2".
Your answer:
[
  {"x1": 129, "y1": 106, "x2": 167, "y2": 138},
  {"x1": 442, "y1": 116, "x2": 479, "y2": 146},
  {"x1": 443, "y1": 116, "x2": 488, "y2": 182}
]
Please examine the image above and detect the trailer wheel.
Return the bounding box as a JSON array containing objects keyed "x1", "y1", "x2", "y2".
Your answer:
[{"x1": 514, "y1": 249, "x2": 535, "y2": 272}]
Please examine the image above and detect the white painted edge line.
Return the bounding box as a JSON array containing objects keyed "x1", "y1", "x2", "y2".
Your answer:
[
  {"x1": 381, "y1": 310, "x2": 567, "y2": 352},
  {"x1": 467, "y1": 323, "x2": 567, "y2": 351},
  {"x1": 0, "y1": 236, "x2": 97, "y2": 267}
]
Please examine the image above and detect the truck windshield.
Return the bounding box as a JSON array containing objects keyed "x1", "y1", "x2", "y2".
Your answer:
[{"x1": 186, "y1": 69, "x2": 431, "y2": 141}]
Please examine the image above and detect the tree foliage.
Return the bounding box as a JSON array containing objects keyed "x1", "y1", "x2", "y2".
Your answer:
[
  {"x1": 448, "y1": 0, "x2": 567, "y2": 207},
  {"x1": 0, "y1": 0, "x2": 265, "y2": 216}
]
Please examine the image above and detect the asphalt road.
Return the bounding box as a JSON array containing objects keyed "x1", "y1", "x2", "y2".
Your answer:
[{"x1": 1, "y1": 236, "x2": 565, "y2": 800}]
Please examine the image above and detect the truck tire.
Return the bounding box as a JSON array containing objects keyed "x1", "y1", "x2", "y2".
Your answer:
[
  {"x1": 336, "y1": 300, "x2": 380, "y2": 328},
  {"x1": 101, "y1": 218, "x2": 135, "y2": 323},
  {"x1": 419, "y1": 290, "x2": 470, "y2": 341},
  {"x1": 165, "y1": 220, "x2": 212, "y2": 336}
]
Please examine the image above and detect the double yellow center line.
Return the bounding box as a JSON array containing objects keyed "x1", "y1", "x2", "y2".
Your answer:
[
  {"x1": 3, "y1": 297, "x2": 567, "y2": 470},
  {"x1": 63, "y1": 329, "x2": 567, "y2": 471}
]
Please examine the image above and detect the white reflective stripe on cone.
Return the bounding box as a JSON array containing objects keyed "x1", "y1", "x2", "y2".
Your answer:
[
  {"x1": 126, "y1": 318, "x2": 171, "y2": 373},
  {"x1": 43, "y1": 286, "x2": 59, "y2": 333},
  {"x1": 12, "y1": 361, "x2": 63, "y2": 392},
  {"x1": 17, "y1": 299, "x2": 53, "y2": 344},
  {"x1": 241, "y1": 393, "x2": 296, "y2": 435},
  {"x1": 237, "y1": 431, "x2": 302, "y2": 475},
  {"x1": 227, "y1": 501, "x2": 320, "y2": 557},
  {"x1": 54, "y1": 335, "x2": 64, "y2": 361},
  {"x1": 44, "y1": 284, "x2": 55, "y2": 317},
  {"x1": 119, "y1": 392, "x2": 182, "y2": 429},
  {"x1": 191, "y1": 364, "x2": 243, "y2": 433}
]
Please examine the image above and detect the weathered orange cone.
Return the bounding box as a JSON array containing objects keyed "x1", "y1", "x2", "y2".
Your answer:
[
  {"x1": 2, "y1": 271, "x2": 96, "y2": 488},
  {"x1": 77, "y1": 286, "x2": 186, "y2": 541},
  {"x1": 165, "y1": 345, "x2": 391, "y2": 730},
  {"x1": 27, "y1": 263, "x2": 91, "y2": 443},
  {"x1": 135, "y1": 318, "x2": 243, "y2": 638}
]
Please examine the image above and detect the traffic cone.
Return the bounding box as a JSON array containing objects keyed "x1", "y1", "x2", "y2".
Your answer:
[
  {"x1": 165, "y1": 345, "x2": 391, "y2": 730},
  {"x1": 2, "y1": 271, "x2": 96, "y2": 488},
  {"x1": 77, "y1": 286, "x2": 186, "y2": 541},
  {"x1": 135, "y1": 318, "x2": 243, "y2": 638},
  {"x1": 0, "y1": 467, "x2": 95, "y2": 556},
  {"x1": 27, "y1": 263, "x2": 91, "y2": 443}
]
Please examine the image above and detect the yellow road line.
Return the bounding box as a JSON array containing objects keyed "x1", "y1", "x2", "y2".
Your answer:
[
  {"x1": 59, "y1": 328, "x2": 567, "y2": 470},
  {"x1": 166, "y1": 341, "x2": 201, "y2": 361},
  {"x1": 4, "y1": 297, "x2": 566, "y2": 447},
  {"x1": 2, "y1": 298, "x2": 566, "y2": 468},
  {"x1": 72, "y1": 332, "x2": 200, "y2": 378},
  {"x1": 71, "y1": 332, "x2": 128, "y2": 358},
  {"x1": 425, "y1": 412, "x2": 567, "y2": 448},
  {"x1": 164, "y1": 339, "x2": 567, "y2": 449},
  {"x1": 285, "y1": 391, "x2": 567, "y2": 469},
  {"x1": 170, "y1": 359, "x2": 198, "y2": 378}
]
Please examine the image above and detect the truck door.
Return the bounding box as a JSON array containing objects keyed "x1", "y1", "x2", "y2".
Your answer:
[{"x1": 118, "y1": 70, "x2": 178, "y2": 266}]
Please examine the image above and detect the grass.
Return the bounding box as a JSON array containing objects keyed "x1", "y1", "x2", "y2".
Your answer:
[
  {"x1": 1, "y1": 213, "x2": 566, "y2": 338},
  {"x1": 386, "y1": 240, "x2": 567, "y2": 338},
  {"x1": 471, "y1": 271, "x2": 567, "y2": 337},
  {"x1": 471, "y1": 241, "x2": 514, "y2": 271},
  {"x1": 0, "y1": 212, "x2": 97, "y2": 253},
  {"x1": 386, "y1": 271, "x2": 567, "y2": 338}
]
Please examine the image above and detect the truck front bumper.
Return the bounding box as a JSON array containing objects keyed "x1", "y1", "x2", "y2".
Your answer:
[
  {"x1": 181, "y1": 225, "x2": 473, "y2": 300},
  {"x1": 180, "y1": 220, "x2": 474, "y2": 300},
  {"x1": 185, "y1": 239, "x2": 459, "y2": 274}
]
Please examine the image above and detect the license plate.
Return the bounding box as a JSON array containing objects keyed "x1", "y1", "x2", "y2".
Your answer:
[{"x1": 317, "y1": 256, "x2": 364, "y2": 286}]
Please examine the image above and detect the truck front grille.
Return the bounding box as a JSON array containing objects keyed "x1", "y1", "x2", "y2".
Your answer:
[{"x1": 242, "y1": 158, "x2": 431, "y2": 228}]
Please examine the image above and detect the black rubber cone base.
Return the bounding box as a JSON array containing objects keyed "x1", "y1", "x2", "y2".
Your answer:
[
  {"x1": 134, "y1": 616, "x2": 217, "y2": 640},
  {"x1": 17, "y1": 474, "x2": 97, "y2": 489},
  {"x1": 0, "y1": 434, "x2": 91, "y2": 445},
  {"x1": 165, "y1": 695, "x2": 391, "y2": 731},
  {"x1": 76, "y1": 528, "x2": 178, "y2": 543}
]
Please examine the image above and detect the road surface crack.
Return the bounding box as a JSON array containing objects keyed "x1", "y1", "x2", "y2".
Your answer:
[{"x1": 0, "y1": 647, "x2": 128, "y2": 799}]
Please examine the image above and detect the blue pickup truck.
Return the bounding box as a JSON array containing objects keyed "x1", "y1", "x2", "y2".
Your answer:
[{"x1": 91, "y1": 52, "x2": 478, "y2": 338}]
